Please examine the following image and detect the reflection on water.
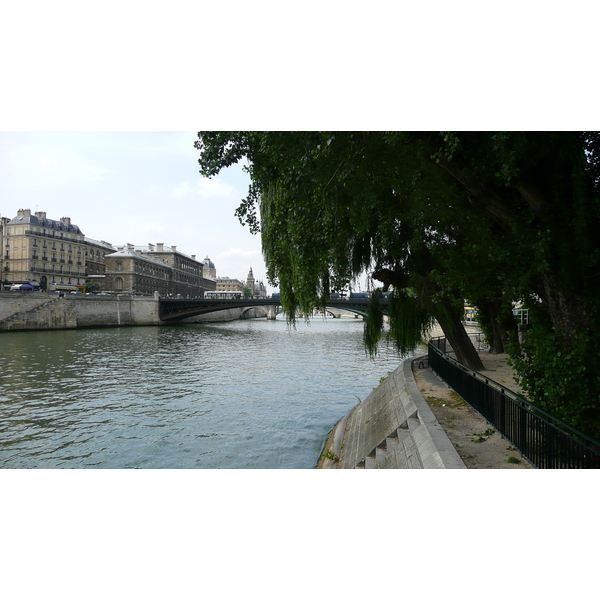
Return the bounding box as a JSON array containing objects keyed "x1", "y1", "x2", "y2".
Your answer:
[{"x1": 0, "y1": 317, "x2": 413, "y2": 468}]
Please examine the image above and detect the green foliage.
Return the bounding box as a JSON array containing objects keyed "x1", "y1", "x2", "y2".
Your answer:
[
  {"x1": 386, "y1": 291, "x2": 435, "y2": 355},
  {"x1": 364, "y1": 289, "x2": 384, "y2": 357},
  {"x1": 467, "y1": 428, "x2": 496, "y2": 443},
  {"x1": 85, "y1": 280, "x2": 101, "y2": 294},
  {"x1": 196, "y1": 131, "x2": 600, "y2": 436},
  {"x1": 320, "y1": 450, "x2": 339, "y2": 462},
  {"x1": 363, "y1": 289, "x2": 434, "y2": 358},
  {"x1": 509, "y1": 322, "x2": 600, "y2": 433}
]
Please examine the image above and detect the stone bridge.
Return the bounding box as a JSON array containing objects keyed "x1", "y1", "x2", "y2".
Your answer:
[{"x1": 158, "y1": 297, "x2": 389, "y2": 322}]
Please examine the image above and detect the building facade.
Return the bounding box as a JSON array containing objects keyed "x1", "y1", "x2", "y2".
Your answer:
[
  {"x1": 104, "y1": 243, "x2": 216, "y2": 297},
  {"x1": 215, "y1": 276, "x2": 246, "y2": 294},
  {"x1": 84, "y1": 237, "x2": 116, "y2": 291},
  {"x1": 135, "y1": 243, "x2": 212, "y2": 297},
  {"x1": 245, "y1": 267, "x2": 267, "y2": 298},
  {"x1": 104, "y1": 246, "x2": 172, "y2": 296},
  {"x1": 2, "y1": 209, "x2": 87, "y2": 291},
  {"x1": 1, "y1": 209, "x2": 232, "y2": 299}
]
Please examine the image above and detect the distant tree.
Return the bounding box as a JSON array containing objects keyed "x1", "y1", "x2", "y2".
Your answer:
[
  {"x1": 85, "y1": 280, "x2": 101, "y2": 294},
  {"x1": 196, "y1": 132, "x2": 600, "y2": 433}
]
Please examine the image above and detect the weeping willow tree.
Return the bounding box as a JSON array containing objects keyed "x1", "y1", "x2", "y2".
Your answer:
[
  {"x1": 200, "y1": 132, "x2": 485, "y2": 369},
  {"x1": 196, "y1": 131, "x2": 600, "y2": 432},
  {"x1": 364, "y1": 289, "x2": 434, "y2": 358}
]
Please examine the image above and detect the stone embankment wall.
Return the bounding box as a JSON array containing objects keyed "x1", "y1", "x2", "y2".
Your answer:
[
  {"x1": 182, "y1": 306, "x2": 268, "y2": 323},
  {"x1": 0, "y1": 292, "x2": 270, "y2": 331},
  {"x1": 318, "y1": 357, "x2": 466, "y2": 469},
  {"x1": 0, "y1": 292, "x2": 160, "y2": 331}
]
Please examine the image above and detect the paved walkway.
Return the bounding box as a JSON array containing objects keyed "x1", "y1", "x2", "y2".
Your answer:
[{"x1": 413, "y1": 352, "x2": 533, "y2": 469}]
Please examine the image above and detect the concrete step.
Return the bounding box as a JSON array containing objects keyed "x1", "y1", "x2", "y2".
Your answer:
[
  {"x1": 386, "y1": 433, "x2": 400, "y2": 451},
  {"x1": 375, "y1": 444, "x2": 387, "y2": 465},
  {"x1": 402, "y1": 435, "x2": 423, "y2": 468},
  {"x1": 364, "y1": 454, "x2": 377, "y2": 469}
]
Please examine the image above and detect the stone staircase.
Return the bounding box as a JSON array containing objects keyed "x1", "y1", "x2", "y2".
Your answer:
[
  {"x1": 357, "y1": 422, "x2": 424, "y2": 469},
  {"x1": 321, "y1": 358, "x2": 466, "y2": 469},
  {"x1": 0, "y1": 296, "x2": 75, "y2": 330}
]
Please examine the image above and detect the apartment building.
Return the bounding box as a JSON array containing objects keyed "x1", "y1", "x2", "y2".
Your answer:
[
  {"x1": 2, "y1": 209, "x2": 87, "y2": 290},
  {"x1": 215, "y1": 276, "x2": 246, "y2": 294}
]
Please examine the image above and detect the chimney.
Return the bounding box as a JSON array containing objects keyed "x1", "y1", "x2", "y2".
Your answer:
[
  {"x1": 60, "y1": 217, "x2": 71, "y2": 225},
  {"x1": 35, "y1": 211, "x2": 47, "y2": 219},
  {"x1": 148, "y1": 243, "x2": 155, "y2": 251},
  {"x1": 191, "y1": 255, "x2": 196, "y2": 260},
  {"x1": 18, "y1": 208, "x2": 32, "y2": 217},
  {"x1": 171, "y1": 245, "x2": 177, "y2": 252},
  {"x1": 156, "y1": 243, "x2": 164, "y2": 252}
]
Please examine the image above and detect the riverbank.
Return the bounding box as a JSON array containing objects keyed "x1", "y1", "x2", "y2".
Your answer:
[
  {"x1": 0, "y1": 292, "x2": 160, "y2": 330},
  {"x1": 318, "y1": 350, "x2": 532, "y2": 469},
  {"x1": 0, "y1": 292, "x2": 268, "y2": 330},
  {"x1": 317, "y1": 357, "x2": 466, "y2": 469}
]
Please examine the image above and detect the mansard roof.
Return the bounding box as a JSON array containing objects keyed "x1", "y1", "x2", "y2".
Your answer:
[
  {"x1": 8, "y1": 209, "x2": 83, "y2": 235},
  {"x1": 105, "y1": 247, "x2": 167, "y2": 267},
  {"x1": 85, "y1": 237, "x2": 116, "y2": 251}
]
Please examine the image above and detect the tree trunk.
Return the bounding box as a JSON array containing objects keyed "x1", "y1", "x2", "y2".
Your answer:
[
  {"x1": 538, "y1": 276, "x2": 595, "y2": 340},
  {"x1": 475, "y1": 298, "x2": 519, "y2": 354},
  {"x1": 435, "y1": 301, "x2": 485, "y2": 371}
]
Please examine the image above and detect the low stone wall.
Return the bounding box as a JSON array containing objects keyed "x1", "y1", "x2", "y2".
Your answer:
[
  {"x1": 318, "y1": 357, "x2": 466, "y2": 469},
  {"x1": 0, "y1": 293, "x2": 160, "y2": 331}
]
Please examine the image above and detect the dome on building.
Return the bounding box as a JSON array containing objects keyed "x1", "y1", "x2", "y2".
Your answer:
[
  {"x1": 204, "y1": 256, "x2": 216, "y2": 271},
  {"x1": 203, "y1": 256, "x2": 217, "y2": 279}
]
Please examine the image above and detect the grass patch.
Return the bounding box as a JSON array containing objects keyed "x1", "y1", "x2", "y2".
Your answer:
[
  {"x1": 467, "y1": 427, "x2": 496, "y2": 443},
  {"x1": 321, "y1": 450, "x2": 339, "y2": 462},
  {"x1": 449, "y1": 390, "x2": 465, "y2": 405}
]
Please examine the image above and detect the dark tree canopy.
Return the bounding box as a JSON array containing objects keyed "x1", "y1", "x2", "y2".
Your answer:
[{"x1": 195, "y1": 132, "x2": 600, "y2": 434}]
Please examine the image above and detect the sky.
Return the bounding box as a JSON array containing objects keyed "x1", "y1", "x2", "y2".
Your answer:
[{"x1": 0, "y1": 132, "x2": 269, "y2": 290}]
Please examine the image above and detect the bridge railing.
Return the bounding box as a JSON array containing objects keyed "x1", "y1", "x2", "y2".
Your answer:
[{"x1": 428, "y1": 336, "x2": 600, "y2": 468}]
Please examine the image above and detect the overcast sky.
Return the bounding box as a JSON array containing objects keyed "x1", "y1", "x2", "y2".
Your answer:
[{"x1": 0, "y1": 132, "x2": 269, "y2": 289}]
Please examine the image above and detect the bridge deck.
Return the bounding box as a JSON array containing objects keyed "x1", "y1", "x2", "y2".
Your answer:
[{"x1": 158, "y1": 297, "x2": 388, "y2": 321}]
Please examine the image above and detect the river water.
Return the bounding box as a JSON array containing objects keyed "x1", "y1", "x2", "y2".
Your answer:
[{"x1": 0, "y1": 316, "x2": 416, "y2": 469}]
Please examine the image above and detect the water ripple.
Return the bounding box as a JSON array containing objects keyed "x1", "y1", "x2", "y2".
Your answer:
[{"x1": 0, "y1": 318, "x2": 411, "y2": 468}]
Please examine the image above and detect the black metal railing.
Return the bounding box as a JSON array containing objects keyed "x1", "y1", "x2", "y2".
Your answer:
[{"x1": 428, "y1": 336, "x2": 600, "y2": 468}]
